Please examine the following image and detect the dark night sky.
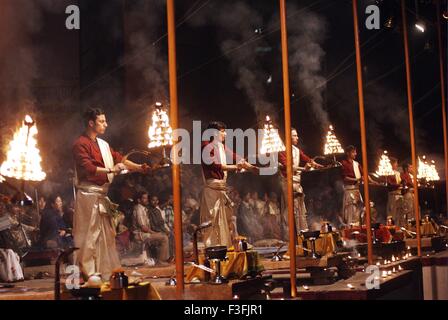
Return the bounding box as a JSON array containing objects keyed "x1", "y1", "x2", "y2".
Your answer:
[{"x1": 0, "y1": 0, "x2": 447, "y2": 188}]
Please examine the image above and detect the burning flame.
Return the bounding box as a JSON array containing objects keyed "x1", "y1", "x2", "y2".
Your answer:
[
  {"x1": 0, "y1": 115, "x2": 46, "y2": 182},
  {"x1": 375, "y1": 150, "x2": 394, "y2": 176},
  {"x1": 418, "y1": 156, "x2": 440, "y2": 182},
  {"x1": 148, "y1": 103, "x2": 173, "y2": 149},
  {"x1": 260, "y1": 115, "x2": 285, "y2": 155},
  {"x1": 324, "y1": 125, "x2": 344, "y2": 155}
]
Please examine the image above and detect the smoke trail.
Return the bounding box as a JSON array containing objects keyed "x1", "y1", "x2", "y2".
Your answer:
[
  {"x1": 126, "y1": 0, "x2": 168, "y2": 107},
  {"x1": 285, "y1": 6, "x2": 329, "y2": 130},
  {"x1": 189, "y1": 1, "x2": 274, "y2": 120},
  {"x1": 0, "y1": 0, "x2": 70, "y2": 148}
]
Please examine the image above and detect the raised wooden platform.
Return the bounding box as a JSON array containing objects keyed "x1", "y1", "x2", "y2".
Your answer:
[{"x1": 405, "y1": 236, "x2": 446, "y2": 253}]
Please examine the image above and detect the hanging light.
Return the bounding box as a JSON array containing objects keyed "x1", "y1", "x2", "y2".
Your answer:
[
  {"x1": 414, "y1": 0, "x2": 425, "y2": 33},
  {"x1": 415, "y1": 21, "x2": 425, "y2": 32},
  {"x1": 384, "y1": 16, "x2": 395, "y2": 29}
]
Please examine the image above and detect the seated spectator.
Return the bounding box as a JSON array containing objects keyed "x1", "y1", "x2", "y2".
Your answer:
[
  {"x1": 237, "y1": 191, "x2": 264, "y2": 243},
  {"x1": 132, "y1": 192, "x2": 170, "y2": 266},
  {"x1": 39, "y1": 195, "x2": 74, "y2": 249},
  {"x1": 148, "y1": 195, "x2": 170, "y2": 234}
]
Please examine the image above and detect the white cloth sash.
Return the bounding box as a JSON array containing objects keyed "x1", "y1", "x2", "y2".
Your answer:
[{"x1": 97, "y1": 138, "x2": 115, "y2": 183}]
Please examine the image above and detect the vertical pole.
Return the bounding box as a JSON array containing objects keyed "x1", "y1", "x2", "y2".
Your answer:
[
  {"x1": 401, "y1": 0, "x2": 422, "y2": 256},
  {"x1": 166, "y1": 0, "x2": 184, "y2": 297},
  {"x1": 352, "y1": 0, "x2": 373, "y2": 264},
  {"x1": 279, "y1": 0, "x2": 297, "y2": 298},
  {"x1": 436, "y1": 0, "x2": 448, "y2": 213}
]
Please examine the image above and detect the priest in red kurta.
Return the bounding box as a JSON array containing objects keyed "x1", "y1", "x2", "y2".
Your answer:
[
  {"x1": 386, "y1": 157, "x2": 405, "y2": 226},
  {"x1": 199, "y1": 121, "x2": 255, "y2": 247},
  {"x1": 400, "y1": 163, "x2": 415, "y2": 223},
  {"x1": 278, "y1": 128, "x2": 322, "y2": 238},
  {"x1": 73, "y1": 107, "x2": 148, "y2": 280},
  {"x1": 340, "y1": 145, "x2": 364, "y2": 226}
]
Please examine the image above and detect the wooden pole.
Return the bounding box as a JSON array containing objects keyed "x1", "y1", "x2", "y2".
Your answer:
[
  {"x1": 351, "y1": 0, "x2": 373, "y2": 264},
  {"x1": 436, "y1": 0, "x2": 448, "y2": 213},
  {"x1": 166, "y1": 0, "x2": 184, "y2": 297},
  {"x1": 279, "y1": 0, "x2": 297, "y2": 298},
  {"x1": 401, "y1": 0, "x2": 422, "y2": 256}
]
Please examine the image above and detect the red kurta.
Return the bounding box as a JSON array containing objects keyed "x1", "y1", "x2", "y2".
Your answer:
[
  {"x1": 201, "y1": 141, "x2": 241, "y2": 180},
  {"x1": 73, "y1": 134, "x2": 123, "y2": 186},
  {"x1": 341, "y1": 159, "x2": 363, "y2": 185},
  {"x1": 387, "y1": 173, "x2": 401, "y2": 191},
  {"x1": 400, "y1": 172, "x2": 414, "y2": 188},
  {"x1": 278, "y1": 148, "x2": 312, "y2": 178}
]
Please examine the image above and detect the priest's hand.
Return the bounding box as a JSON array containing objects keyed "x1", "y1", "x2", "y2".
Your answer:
[
  {"x1": 141, "y1": 163, "x2": 151, "y2": 174},
  {"x1": 113, "y1": 163, "x2": 127, "y2": 174},
  {"x1": 311, "y1": 160, "x2": 324, "y2": 169}
]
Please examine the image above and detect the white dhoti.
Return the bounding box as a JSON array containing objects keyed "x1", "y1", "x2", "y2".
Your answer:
[
  {"x1": 402, "y1": 189, "x2": 415, "y2": 223},
  {"x1": 387, "y1": 191, "x2": 405, "y2": 226},
  {"x1": 73, "y1": 183, "x2": 120, "y2": 280},
  {"x1": 0, "y1": 248, "x2": 24, "y2": 282},
  {"x1": 342, "y1": 185, "x2": 363, "y2": 226},
  {"x1": 199, "y1": 179, "x2": 235, "y2": 247},
  {"x1": 281, "y1": 176, "x2": 308, "y2": 238}
]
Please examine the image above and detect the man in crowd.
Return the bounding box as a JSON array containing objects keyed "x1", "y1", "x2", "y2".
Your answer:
[
  {"x1": 39, "y1": 195, "x2": 74, "y2": 249},
  {"x1": 132, "y1": 191, "x2": 170, "y2": 266}
]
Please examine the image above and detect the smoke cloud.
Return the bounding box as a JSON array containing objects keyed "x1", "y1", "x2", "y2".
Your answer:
[
  {"x1": 189, "y1": 1, "x2": 274, "y2": 120},
  {"x1": 286, "y1": 6, "x2": 329, "y2": 131}
]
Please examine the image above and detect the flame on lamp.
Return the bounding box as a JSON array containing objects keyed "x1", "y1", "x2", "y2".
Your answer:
[
  {"x1": 418, "y1": 156, "x2": 440, "y2": 182},
  {"x1": 324, "y1": 125, "x2": 344, "y2": 155},
  {"x1": 0, "y1": 115, "x2": 46, "y2": 182},
  {"x1": 148, "y1": 103, "x2": 173, "y2": 149},
  {"x1": 375, "y1": 150, "x2": 394, "y2": 176},
  {"x1": 260, "y1": 115, "x2": 285, "y2": 155}
]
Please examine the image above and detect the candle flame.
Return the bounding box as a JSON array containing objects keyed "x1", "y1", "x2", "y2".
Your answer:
[
  {"x1": 260, "y1": 115, "x2": 285, "y2": 154},
  {"x1": 148, "y1": 106, "x2": 173, "y2": 149},
  {"x1": 375, "y1": 150, "x2": 394, "y2": 176},
  {"x1": 418, "y1": 156, "x2": 440, "y2": 182},
  {"x1": 0, "y1": 115, "x2": 46, "y2": 181},
  {"x1": 324, "y1": 125, "x2": 344, "y2": 155}
]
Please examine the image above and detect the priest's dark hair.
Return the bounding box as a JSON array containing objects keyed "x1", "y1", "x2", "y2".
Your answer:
[
  {"x1": 206, "y1": 121, "x2": 227, "y2": 141},
  {"x1": 83, "y1": 107, "x2": 105, "y2": 126},
  {"x1": 207, "y1": 121, "x2": 227, "y2": 131},
  {"x1": 345, "y1": 145, "x2": 356, "y2": 153},
  {"x1": 390, "y1": 157, "x2": 398, "y2": 164}
]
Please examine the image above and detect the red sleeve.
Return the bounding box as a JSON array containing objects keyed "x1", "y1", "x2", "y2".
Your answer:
[
  {"x1": 278, "y1": 151, "x2": 287, "y2": 167},
  {"x1": 341, "y1": 161, "x2": 351, "y2": 178},
  {"x1": 387, "y1": 175, "x2": 399, "y2": 186},
  {"x1": 110, "y1": 147, "x2": 123, "y2": 164},
  {"x1": 201, "y1": 142, "x2": 222, "y2": 171},
  {"x1": 225, "y1": 146, "x2": 243, "y2": 164},
  {"x1": 73, "y1": 142, "x2": 97, "y2": 175},
  {"x1": 299, "y1": 150, "x2": 312, "y2": 164}
]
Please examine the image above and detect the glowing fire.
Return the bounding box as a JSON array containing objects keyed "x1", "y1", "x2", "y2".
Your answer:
[
  {"x1": 324, "y1": 125, "x2": 344, "y2": 155},
  {"x1": 260, "y1": 115, "x2": 285, "y2": 155},
  {"x1": 418, "y1": 156, "x2": 440, "y2": 182},
  {"x1": 376, "y1": 150, "x2": 394, "y2": 176},
  {"x1": 0, "y1": 115, "x2": 46, "y2": 181},
  {"x1": 148, "y1": 103, "x2": 173, "y2": 149}
]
